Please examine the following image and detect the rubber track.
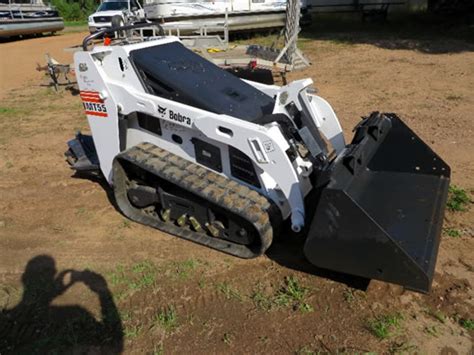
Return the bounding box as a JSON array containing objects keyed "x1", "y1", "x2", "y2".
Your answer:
[{"x1": 113, "y1": 142, "x2": 274, "y2": 258}]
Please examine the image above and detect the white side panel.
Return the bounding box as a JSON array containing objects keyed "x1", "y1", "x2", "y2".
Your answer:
[
  {"x1": 75, "y1": 51, "x2": 120, "y2": 184},
  {"x1": 272, "y1": 78, "x2": 345, "y2": 155},
  {"x1": 73, "y1": 36, "x2": 347, "y2": 231},
  {"x1": 110, "y1": 81, "x2": 304, "y2": 225},
  {"x1": 242, "y1": 79, "x2": 281, "y2": 97},
  {"x1": 308, "y1": 94, "x2": 345, "y2": 154}
]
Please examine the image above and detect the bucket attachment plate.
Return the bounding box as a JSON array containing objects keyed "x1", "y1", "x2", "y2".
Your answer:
[
  {"x1": 304, "y1": 113, "x2": 450, "y2": 293},
  {"x1": 65, "y1": 132, "x2": 100, "y2": 172}
]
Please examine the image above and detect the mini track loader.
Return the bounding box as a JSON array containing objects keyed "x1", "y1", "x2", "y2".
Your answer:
[{"x1": 66, "y1": 24, "x2": 450, "y2": 293}]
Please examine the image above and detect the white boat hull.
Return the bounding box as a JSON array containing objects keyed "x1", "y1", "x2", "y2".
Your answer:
[
  {"x1": 159, "y1": 11, "x2": 287, "y2": 33},
  {"x1": 0, "y1": 17, "x2": 64, "y2": 37},
  {"x1": 144, "y1": 0, "x2": 288, "y2": 32}
]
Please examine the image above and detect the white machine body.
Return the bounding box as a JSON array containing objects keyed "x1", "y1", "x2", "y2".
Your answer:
[
  {"x1": 70, "y1": 28, "x2": 451, "y2": 294},
  {"x1": 74, "y1": 36, "x2": 344, "y2": 232}
]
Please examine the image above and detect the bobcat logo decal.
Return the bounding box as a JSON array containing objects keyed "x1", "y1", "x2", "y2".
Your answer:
[{"x1": 157, "y1": 105, "x2": 167, "y2": 117}]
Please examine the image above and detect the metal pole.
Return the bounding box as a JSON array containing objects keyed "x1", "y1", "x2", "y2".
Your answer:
[
  {"x1": 8, "y1": 0, "x2": 13, "y2": 20},
  {"x1": 284, "y1": 0, "x2": 301, "y2": 64},
  {"x1": 224, "y1": 7, "x2": 229, "y2": 45}
]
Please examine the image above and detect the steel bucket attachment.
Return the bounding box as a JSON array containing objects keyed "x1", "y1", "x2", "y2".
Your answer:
[{"x1": 304, "y1": 113, "x2": 450, "y2": 293}]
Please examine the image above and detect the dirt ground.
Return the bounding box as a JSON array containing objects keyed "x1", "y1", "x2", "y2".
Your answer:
[{"x1": 0, "y1": 21, "x2": 473, "y2": 354}]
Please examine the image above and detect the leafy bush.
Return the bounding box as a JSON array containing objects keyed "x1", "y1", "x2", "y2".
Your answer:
[
  {"x1": 447, "y1": 185, "x2": 471, "y2": 212},
  {"x1": 51, "y1": 0, "x2": 98, "y2": 21}
]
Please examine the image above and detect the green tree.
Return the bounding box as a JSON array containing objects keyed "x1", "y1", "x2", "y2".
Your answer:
[{"x1": 51, "y1": 0, "x2": 98, "y2": 21}]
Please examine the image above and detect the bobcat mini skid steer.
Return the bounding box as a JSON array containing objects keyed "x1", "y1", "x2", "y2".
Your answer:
[{"x1": 67, "y1": 24, "x2": 450, "y2": 293}]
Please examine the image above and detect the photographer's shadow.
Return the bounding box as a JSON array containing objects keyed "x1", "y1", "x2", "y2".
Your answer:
[{"x1": 0, "y1": 255, "x2": 123, "y2": 353}]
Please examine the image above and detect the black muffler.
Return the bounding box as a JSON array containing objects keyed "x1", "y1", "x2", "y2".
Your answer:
[{"x1": 304, "y1": 112, "x2": 450, "y2": 293}]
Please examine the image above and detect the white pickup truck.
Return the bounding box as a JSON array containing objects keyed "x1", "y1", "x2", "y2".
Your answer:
[{"x1": 88, "y1": 0, "x2": 145, "y2": 34}]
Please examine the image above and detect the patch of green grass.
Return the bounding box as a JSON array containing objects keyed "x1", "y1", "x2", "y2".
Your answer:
[
  {"x1": 275, "y1": 276, "x2": 306, "y2": 305},
  {"x1": 459, "y1": 318, "x2": 474, "y2": 331},
  {"x1": 424, "y1": 325, "x2": 440, "y2": 337},
  {"x1": 124, "y1": 324, "x2": 142, "y2": 338},
  {"x1": 343, "y1": 288, "x2": 355, "y2": 303},
  {"x1": 173, "y1": 258, "x2": 199, "y2": 279},
  {"x1": 129, "y1": 272, "x2": 155, "y2": 290},
  {"x1": 299, "y1": 303, "x2": 314, "y2": 313},
  {"x1": 131, "y1": 260, "x2": 154, "y2": 274},
  {"x1": 426, "y1": 309, "x2": 446, "y2": 323},
  {"x1": 343, "y1": 288, "x2": 366, "y2": 306},
  {"x1": 107, "y1": 261, "x2": 156, "y2": 292},
  {"x1": 251, "y1": 288, "x2": 274, "y2": 311},
  {"x1": 0, "y1": 107, "x2": 18, "y2": 115},
  {"x1": 109, "y1": 265, "x2": 127, "y2": 286},
  {"x1": 366, "y1": 313, "x2": 404, "y2": 339},
  {"x1": 388, "y1": 342, "x2": 418, "y2": 353},
  {"x1": 119, "y1": 310, "x2": 132, "y2": 322},
  {"x1": 120, "y1": 219, "x2": 132, "y2": 228},
  {"x1": 64, "y1": 20, "x2": 88, "y2": 27},
  {"x1": 0, "y1": 106, "x2": 19, "y2": 118},
  {"x1": 295, "y1": 345, "x2": 316, "y2": 355},
  {"x1": 153, "y1": 344, "x2": 164, "y2": 355},
  {"x1": 217, "y1": 282, "x2": 242, "y2": 301},
  {"x1": 198, "y1": 278, "x2": 207, "y2": 289},
  {"x1": 447, "y1": 185, "x2": 471, "y2": 212},
  {"x1": 129, "y1": 261, "x2": 156, "y2": 290},
  {"x1": 250, "y1": 277, "x2": 314, "y2": 313},
  {"x1": 155, "y1": 305, "x2": 178, "y2": 332},
  {"x1": 444, "y1": 227, "x2": 462, "y2": 238},
  {"x1": 275, "y1": 276, "x2": 313, "y2": 313}
]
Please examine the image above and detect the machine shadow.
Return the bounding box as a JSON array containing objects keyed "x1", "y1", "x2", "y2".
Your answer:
[
  {"x1": 71, "y1": 172, "x2": 122, "y2": 213},
  {"x1": 72, "y1": 172, "x2": 369, "y2": 291},
  {"x1": 266, "y1": 231, "x2": 370, "y2": 292},
  {"x1": 266, "y1": 186, "x2": 370, "y2": 291},
  {"x1": 0, "y1": 255, "x2": 124, "y2": 354}
]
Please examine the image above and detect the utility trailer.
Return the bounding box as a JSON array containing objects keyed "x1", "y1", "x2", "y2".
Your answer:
[
  {"x1": 67, "y1": 24, "x2": 450, "y2": 293},
  {"x1": 192, "y1": 0, "x2": 310, "y2": 86},
  {"x1": 199, "y1": 42, "x2": 310, "y2": 85}
]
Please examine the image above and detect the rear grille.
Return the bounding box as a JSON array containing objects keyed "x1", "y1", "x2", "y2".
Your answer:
[
  {"x1": 136, "y1": 112, "x2": 162, "y2": 136},
  {"x1": 93, "y1": 16, "x2": 111, "y2": 23}
]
